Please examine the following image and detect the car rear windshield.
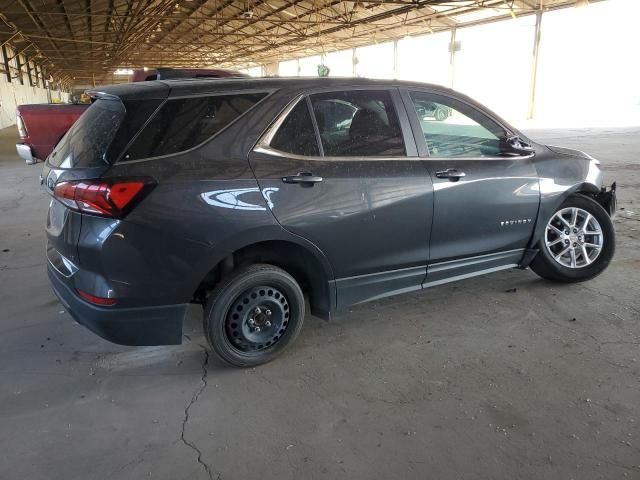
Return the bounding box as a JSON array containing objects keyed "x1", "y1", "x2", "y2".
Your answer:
[{"x1": 48, "y1": 98, "x2": 125, "y2": 168}]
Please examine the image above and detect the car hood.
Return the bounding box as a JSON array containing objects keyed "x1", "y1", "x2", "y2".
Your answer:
[{"x1": 546, "y1": 145, "x2": 594, "y2": 161}]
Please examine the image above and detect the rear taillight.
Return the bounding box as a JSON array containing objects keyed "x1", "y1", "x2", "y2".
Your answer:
[
  {"x1": 16, "y1": 112, "x2": 27, "y2": 138},
  {"x1": 53, "y1": 178, "x2": 154, "y2": 218},
  {"x1": 76, "y1": 289, "x2": 117, "y2": 306}
]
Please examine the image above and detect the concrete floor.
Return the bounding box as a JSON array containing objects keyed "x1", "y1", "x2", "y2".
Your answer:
[{"x1": 0, "y1": 124, "x2": 638, "y2": 480}]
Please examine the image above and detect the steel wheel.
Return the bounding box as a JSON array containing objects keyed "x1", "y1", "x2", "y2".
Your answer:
[
  {"x1": 225, "y1": 285, "x2": 291, "y2": 352},
  {"x1": 204, "y1": 264, "x2": 305, "y2": 367},
  {"x1": 544, "y1": 206, "x2": 603, "y2": 269}
]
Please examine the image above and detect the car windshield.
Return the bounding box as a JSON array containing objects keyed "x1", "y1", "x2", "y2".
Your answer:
[{"x1": 48, "y1": 98, "x2": 125, "y2": 168}]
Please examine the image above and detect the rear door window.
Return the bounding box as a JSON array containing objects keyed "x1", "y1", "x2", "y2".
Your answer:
[
  {"x1": 309, "y1": 90, "x2": 405, "y2": 157},
  {"x1": 123, "y1": 92, "x2": 267, "y2": 161},
  {"x1": 270, "y1": 99, "x2": 320, "y2": 156}
]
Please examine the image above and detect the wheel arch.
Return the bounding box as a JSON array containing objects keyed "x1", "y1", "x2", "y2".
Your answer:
[
  {"x1": 528, "y1": 181, "x2": 609, "y2": 251},
  {"x1": 192, "y1": 236, "x2": 336, "y2": 320}
]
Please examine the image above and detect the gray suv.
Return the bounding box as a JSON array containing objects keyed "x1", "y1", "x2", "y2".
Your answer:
[{"x1": 43, "y1": 78, "x2": 616, "y2": 367}]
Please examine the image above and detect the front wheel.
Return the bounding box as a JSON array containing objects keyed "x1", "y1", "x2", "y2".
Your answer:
[
  {"x1": 530, "y1": 194, "x2": 615, "y2": 283},
  {"x1": 203, "y1": 264, "x2": 305, "y2": 367}
]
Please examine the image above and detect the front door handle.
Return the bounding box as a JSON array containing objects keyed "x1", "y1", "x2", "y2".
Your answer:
[
  {"x1": 281, "y1": 172, "x2": 323, "y2": 185},
  {"x1": 435, "y1": 168, "x2": 466, "y2": 181}
]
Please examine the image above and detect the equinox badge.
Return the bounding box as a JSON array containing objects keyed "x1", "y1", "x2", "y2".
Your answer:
[{"x1": 500, "y1": 219, "x2": 533, "y2": 226}]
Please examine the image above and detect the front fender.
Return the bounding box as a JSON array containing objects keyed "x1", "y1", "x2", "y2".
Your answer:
[{"x1": 528, "y1": 146, "x2": 606, "y2": 250}]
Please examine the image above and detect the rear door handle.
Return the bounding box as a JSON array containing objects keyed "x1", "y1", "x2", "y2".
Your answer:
[
  {"x1": 435, "y1": 168, "x2": 466, "y2": 181},
  {"x1": 281, "y1": 172, "x2": 323, "y2": 185}
]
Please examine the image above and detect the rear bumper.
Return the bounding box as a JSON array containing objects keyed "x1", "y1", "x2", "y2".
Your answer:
[
  {"x1": 16, "y1": 143, "x2": 35, "y2": 164},
  {"x1": 48, "y1": 265, "x2": 186, "y2": 346}
]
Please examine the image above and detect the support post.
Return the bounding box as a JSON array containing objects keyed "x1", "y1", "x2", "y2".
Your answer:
[
  {"x1": 448, "y1": 27, "x2": 457, "y2": 88},
  {"x1": 263, "y1": 62, "x2": 278, "y2": 77},
  {"x1": 352, "y1": 48, "x2": 357, "y2": 77},
  {"x1": 26, "y1": 59, "x2": 33, "y2": 87},
  {"x1": 393, "y1": 39, "x2": 399, "y2": 79},
  {"x1": 527, "y1": 10, "x2": 543, "y2": 120},
  {"x1": 15, "y1": 54, "x2": 24, "y2": 85},
  {"x1": 1, "y1": 45, "x2": 11, "y2": 82}
]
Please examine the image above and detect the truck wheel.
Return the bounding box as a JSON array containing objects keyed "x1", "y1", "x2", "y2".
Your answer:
[
  {"x1": 203, "y1": 264, "x2": 305, "y2": 367},
  {"x1": 530, "y1": 194, "x2": 615, "y2": 283}
]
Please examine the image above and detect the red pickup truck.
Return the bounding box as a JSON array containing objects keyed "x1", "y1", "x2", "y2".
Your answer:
[{"x1": 16, "y1": 67, "x2": 247, "y2": 164}]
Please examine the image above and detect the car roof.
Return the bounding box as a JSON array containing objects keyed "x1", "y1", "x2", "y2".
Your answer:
[
  {"x1": 89, "y1": 76, "x2": 456, "y2": 101},
  {"x1": 86, "y1": 75, "x2": 523, "y2": 143}
]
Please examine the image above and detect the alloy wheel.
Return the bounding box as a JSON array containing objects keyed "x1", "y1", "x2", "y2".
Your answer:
[{"x1": 545, "y1": 207, "x2": 603, "y2": 269}]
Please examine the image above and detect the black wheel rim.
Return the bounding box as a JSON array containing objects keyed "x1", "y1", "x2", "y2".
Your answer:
[{"x1": 225, "y1": 285, "x2": 290, "y2": 352}]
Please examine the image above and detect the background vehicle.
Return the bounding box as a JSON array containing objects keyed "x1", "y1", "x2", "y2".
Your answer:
[
  {"x1": 16, "y1": 104, "x2": 88, "y2": 165},
  {"x1": 43, "y1": 78, "x2": 616, "y2": 367},
  {"x1": 16, "y1": 67, "x2": 247, "y2": 164},
  {"x1": 414, "y1": 99, "x2": 451, "y2": 121}
]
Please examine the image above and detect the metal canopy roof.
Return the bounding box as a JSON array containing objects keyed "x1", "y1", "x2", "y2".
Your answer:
[{"x1": 0, "y1": 0, "x2": 583, "y2": 85}]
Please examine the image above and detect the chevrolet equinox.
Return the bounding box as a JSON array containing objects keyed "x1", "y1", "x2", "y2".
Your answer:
[{"x1": 43, "y1": 78, "x2": 617, "y2": 367}]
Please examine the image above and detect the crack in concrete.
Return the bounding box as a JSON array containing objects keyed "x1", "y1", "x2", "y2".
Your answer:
[{"x1": 180, "y1": 349, "x2": 217, "y2": 480}]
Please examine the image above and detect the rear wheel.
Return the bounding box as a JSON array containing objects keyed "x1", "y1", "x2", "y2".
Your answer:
[
  {"x1": 203, "y1": 264, "x2": 305, "y2": 367},
  {"x1": 530, "y1": 194, "x2": 615, "y2": 282}
]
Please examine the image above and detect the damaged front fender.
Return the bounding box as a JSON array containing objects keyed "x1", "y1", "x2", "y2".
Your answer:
[{"x1": 592, "y1": 181, "x2": 617, "y2": 218}]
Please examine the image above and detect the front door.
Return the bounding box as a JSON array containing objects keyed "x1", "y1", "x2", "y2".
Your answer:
[
  {"x1": 401, "y1": 89, "x2": 540, "y2": 284},
  {"x1": 249, "y1": 88, "x2": 434, "y2": 307}
]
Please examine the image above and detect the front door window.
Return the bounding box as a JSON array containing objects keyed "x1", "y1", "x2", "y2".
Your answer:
[{"x1": 408, "y1": 91, "x2": 506, "y2": 157}]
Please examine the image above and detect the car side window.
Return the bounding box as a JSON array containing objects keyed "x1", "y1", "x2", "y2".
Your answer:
[
  {"x1": 124, "y1": 92, "x2": 267, "y2": 161},
  {"x1": 270, "y1": 99, "x2": 320, "y2": 156},
  {"x1": 408, "y1": 91, "x2": 506, "y2": 158},
  {"x1": 310, "y1": 90, "x2": 405, "y2": 157}
]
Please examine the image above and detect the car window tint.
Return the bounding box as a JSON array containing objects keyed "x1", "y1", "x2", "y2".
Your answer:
[
  {"x1": 124, "y1": 93, "x2": 267, "y2": 161},
  {"x1": 270, "y1": 99, "x2": 320, "y2": 156},
  {"x1": 48, "y1": 98, "x2": 125, "y2": 168},
  {"x1": 408, "y1": 91, "x2": 506, "y2": 158},
  {"x1": 310, "y1": 90, "x2": 405, "y2": 157},
  {"x1": 107, "y1": 98, "x2": 162, "y2": 162}
]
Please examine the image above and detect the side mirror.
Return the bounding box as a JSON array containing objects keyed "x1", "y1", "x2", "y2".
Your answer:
[{"x1": 500, "y1": 135, "x2": 534, "y2": 155}]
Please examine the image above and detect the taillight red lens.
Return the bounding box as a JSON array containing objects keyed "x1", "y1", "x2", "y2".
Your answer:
[
  {"x1": 76, "y1": 289, "x2": 117, "y2": 306},
  {"x1": 53, "y1": 178, "x2": 153, "y2": 218},
  {"x1": 109, "y1": 182, "x2": 145, "y2": 209},
  {"x1": 16, "y1": 113, "x2": 27, "y2": 138}
]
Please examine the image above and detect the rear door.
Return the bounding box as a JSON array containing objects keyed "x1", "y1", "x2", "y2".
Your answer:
[
  {"x1": 249, "y1": 88, "x2": 434, "y2": 308},
  {"x1": 400, "y1": 88, "x2": 540, "y2": 284}
]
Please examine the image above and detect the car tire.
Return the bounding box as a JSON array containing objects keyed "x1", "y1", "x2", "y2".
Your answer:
[
  {"x1": 203, "y1": 264, "x2": 305, "y2": 367},
  {"x1": 435, "y1": 107, "x2": 448, "y2": 121},
  {"x1": 530, "y1": 194, "x2": 615, "y2": 283}
]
